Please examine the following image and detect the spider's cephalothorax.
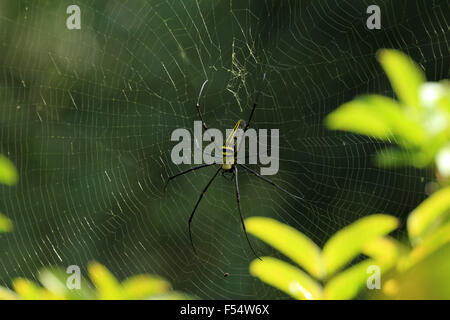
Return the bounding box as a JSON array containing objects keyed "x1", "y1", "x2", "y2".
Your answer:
[{"x1": 165, "y1": 75, "x2": 304, "y2": 261}]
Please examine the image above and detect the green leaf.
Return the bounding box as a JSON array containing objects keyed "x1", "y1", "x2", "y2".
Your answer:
[
  {"x1": 362, "y1": 237, "x2": 402, "y2": 269},
  {"x1": 377, "y1": 49, "x2": 426, "y2": 110},
  {"x1": 383, "y1": 243, "x2": 450, "y2": 299},
  {"x1": 12, "y1": 278, "x2": 51, "y2": 300},
  {"x1": 0, "y1": 155, "x2": 18, "y2": 186},
  {"x1": 37, "y1": 269, "x2": 68, "y2": 298},
  {"x1": 249, "y1": 257, "x2": 323, "y2": 300},
  {"x1": 375, "y1": 147, "x2": 434, "y2": 168},
  {"x1": 122, "y1": 275, "x2": 170, "y2": 299},
  {"x1": 436, "y1": 144, "x2": 450, "y2": 178},
  {"x1": 324, "y1": 259, "x2": 378, "y2": 300},
  {"x1": 325, "y1": 98, "x2": 394, "y2": 140},
  {"x1": 326, "y1": 95, "x2": 426, "y2": 145},
  {"x1": 246, "y1": 217, "x2": 324, "y2": 279},
  {"x1": 0, "y1": 286, "x2": 19, "y2": 300},
  {"x1": 322, "y1": 214, "x2": 398, "y2": 276},
  {"x1": 38, "y1": 267, "x2": 96, "y2": 300},
  {"x1": 149, "y1": 291, "x2": 195, "y2": 300},
  {"x1": 408, "y1": 222, "x2": 450, "y2": 267},
  {"x1": 358, "y1": 95, "x2": 426, "y2": 145},
  {"x1": 375, "y1": 148, "x2": 414, "y2": 168},
  {"x1": 419, "y1": 81, "x2": 450, "y2": 111},
  {"x1": 88, "y1": 262, "x2": 123, "y2": 299},
  {"x1": 408, "y1": 186, "x2": 450, "y2": 243},
  {"x1": 0, "y1": 213, "x2": 13, "y2": 232}
]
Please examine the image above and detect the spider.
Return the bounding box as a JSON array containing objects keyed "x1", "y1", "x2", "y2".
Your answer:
[{"x1": 165, "y1": 76, "x2": 304, "y2": 260}]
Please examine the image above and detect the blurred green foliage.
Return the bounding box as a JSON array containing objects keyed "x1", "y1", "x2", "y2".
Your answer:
[
  {"x1": 0, "y1": 214, "x2": 13, "y2": 233},
  {"x1": 246, "y1": 215, "x2": 398, "y2": 299},
  {"x1": 0, "y1": 154, "x2": 18, "y2": 187},
  {"x1": 247, "y1": 185, "x2": 450, "y2": 299},
  {"x1": 246, "y1": 50, "x2": 450, "y2": 300},
  {"x1": 0, "y1": 261, "x2": 191, "y2": 300},
  {"x1": 0, "y1": 154, "x2": 190, "y2": 300},
  {"x1": 326, "y1": 49, "x2": 450, "y2": 177},
  {"x1": 0, "y1": 154, "x2": 17, "y2": 232}
]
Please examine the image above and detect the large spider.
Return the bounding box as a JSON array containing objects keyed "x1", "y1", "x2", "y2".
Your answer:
[{"x1": 165, "y1": 76, "x2": 304, "y2": 260}]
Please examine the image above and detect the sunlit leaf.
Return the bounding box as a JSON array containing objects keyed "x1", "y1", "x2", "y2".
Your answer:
[
  {"x1": 122, "y1": 275, "x2": 170, "y2": 299},
  {"x1": 0, "y1": 154, "x2": 18, "y2": 186},
  {"x1": 358, "y1": 95, "x2": 427, "y2": 145},
  {"x1": 12, "y1": 278, "x2": 54, "y2": 300},
  {"x1": 249, "y1": 257, "x2": 323, "y2": 300},
  {"x1": 326, "y1": 95, "x2": 426, "y2": 145},
  {"x1": 408, "y1": 222, "x2": 450, "y2": 268},
  {"x1": 322, "y1": 214, "x2": 398, "y2": 276},
  {"x1": 246, "y1": 217, "x2": 324, "y2": 279},
  {"x1": 375, "y1": 147, "x2": 432, "y2": 168},
  {"x1": 381, "y1": 243, "x2": 450, "y2": 299},
  {"x1": 1, "y1": 263, "x2": 187, "y2": 300},
  {"x1": 0, "y1": 213, "x2": 13, "y2": 232},
  {"x1": 377, "y1": 49, "x2": 426, "y2": 110},
  {"x1": 0, "y1": 286, "x2": 19, "y2": 300},
  {"x1": 39, "y1": 267, "x2": 95, "y2": 300},
  {"x1": 324, "y1": 259, "x2": 378, "y2": 300},
  {"x1": 149, "y1": 291, "x2": 195, "y2": 300},
  {"x1": 436, "y1": 144, "x2": 450, "y2": 178},
  {"x1": 0, "y1": 258, "x2": 188, "y2": 300},
  {"x1": 38, "y1": 269, "x2": 67, "y2": 298},
  {"x1": 88, "y1": 262, "x2": 122, "y2": 299},
  {"x1": 408, "y1": 186, "x2": 450, "y2": 243},
  {"x1": 434, "y1": 81, "x2": 450, "y2": 112},
  {"x1": 375, "y1": 148, "x2": 413, "y2": 167},
  {"x1": 419, "y1": 81, "x2": 450, "y2": 111},
  {"x1": 362, "y1": 237, "x2": 402, "y2": 269},
  {"x1": 325, "y1": 98, "x2": 394, "y2": 140}
]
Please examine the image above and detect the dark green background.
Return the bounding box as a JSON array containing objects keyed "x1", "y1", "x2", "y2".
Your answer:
[{"x1": 0, "y1": 0, "x2": 448, "y2": 299}]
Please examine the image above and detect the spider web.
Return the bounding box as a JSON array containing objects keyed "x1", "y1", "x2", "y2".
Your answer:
[{"x1": 0, "y1": 0, "x2": 449, "y2": 299}]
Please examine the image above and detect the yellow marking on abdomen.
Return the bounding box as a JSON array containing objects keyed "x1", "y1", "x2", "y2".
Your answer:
[
  {"x1": 222, "y1": 146, "x2": 234, "y2": 156},
  {"x1": 222, "y1": 146, "x2": 234, "y2": 167}
]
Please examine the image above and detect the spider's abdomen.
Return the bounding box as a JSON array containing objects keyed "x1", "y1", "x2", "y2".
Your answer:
[{"x1": 222, "y1": 146, "x2": 234, "y2": 170}]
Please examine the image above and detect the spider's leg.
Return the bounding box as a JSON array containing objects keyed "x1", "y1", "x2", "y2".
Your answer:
[
  {"x1": 196, "y1": 80, "x2": 209, "y2": 131},
  {"x1": 188, "y1": 166, "x2": 221, "y2": 255},
  {"x1": 244, "y1": 73, "x2": 266, "y2": 132},
  {"x1": 243, "y1": 100, "x2": 258, "y2": 132},
  {"x1": 164, "y1": 164, "x2": 214, "y2": 192},
  {"x1": 239, "y1": 164, "x2": 304, "y2": 200},
  {"x1": 234, "y1": 166, "x2": 262, "y2": 261}
]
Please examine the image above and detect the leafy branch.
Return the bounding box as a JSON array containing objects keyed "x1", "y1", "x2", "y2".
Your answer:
[
  {"x1": 325, "y1": 49, "x2": 450, "y2": 179},
  {"x1": 0, "y1": 261, "x2": 192, "y2": 300},
  {"x1": 246, "y1": 186, "x2": 450, "y2": 299},
  {"x1": 245, "y1": 49, "x2": 450, "y2": 299}
]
